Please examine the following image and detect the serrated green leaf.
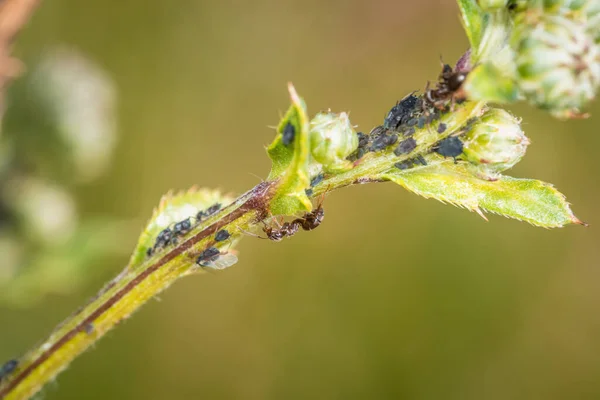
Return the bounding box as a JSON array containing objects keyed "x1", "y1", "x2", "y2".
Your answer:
[
  {"x1": 266, "y1": 83, "x2": 312, "y2": 215},
  {"x1": 457, "y1": 0, "x2": 485, "y2": 50},
  {"x1": 128, "y1": 187, "x2": 232, "y2": 270},
  {"x1": 383, "y1": 162, "x2": 584, "y2": 228}
]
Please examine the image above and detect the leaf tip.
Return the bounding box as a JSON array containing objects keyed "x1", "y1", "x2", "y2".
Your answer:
[{"x1": 287, "y1": 82, "x2": 300, "y2": 105}]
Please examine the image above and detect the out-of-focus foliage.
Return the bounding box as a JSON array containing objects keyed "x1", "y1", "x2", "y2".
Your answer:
[{"x1": 0, "y1": 48, "x2": 128, "y2": 306}]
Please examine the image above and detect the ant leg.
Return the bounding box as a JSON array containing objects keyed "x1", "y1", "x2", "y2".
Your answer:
[{"x1": 236, "y1": 225, "x2": 268, "y2": 240}]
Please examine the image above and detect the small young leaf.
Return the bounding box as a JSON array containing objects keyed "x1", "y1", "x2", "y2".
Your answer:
[
  {"x1": 266, "y1": 83, "x2": 312, "y2": 215},
  {"x1": 128, "y1": 187, "x2": 232, "y2": 270},
  {"x1": 383, "y1": 162, "x2": 584, "y2": 228},
  {"x1": 457, "y1": 0, "x2": 485, "y2": 50}
]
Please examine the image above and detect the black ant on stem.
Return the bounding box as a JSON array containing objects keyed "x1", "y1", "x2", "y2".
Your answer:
[{"x1": 245, "y1": 192, "x2": 327, "y2": 242}]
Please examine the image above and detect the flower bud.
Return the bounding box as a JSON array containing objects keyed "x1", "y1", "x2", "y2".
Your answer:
[
  {"x1": 462, "y1": 108, "x2": 529, "y2": 178},
  {"x1": 511, "y1": 11, "x2": 600, "y2": 119},
  {"x1": 309, "y1": 112, "x2": 358, "y2": 172}
]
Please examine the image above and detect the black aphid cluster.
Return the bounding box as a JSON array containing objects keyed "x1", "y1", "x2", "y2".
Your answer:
[
  {"x1": 347, "y1": 62, "x2": 471, "y2": 170},
  {"x1": 347, "y1": 90, "x2": 445, "y2": 162},
  {"x1": 146, "y1": 202, "x2": 223, "y2": 258}
]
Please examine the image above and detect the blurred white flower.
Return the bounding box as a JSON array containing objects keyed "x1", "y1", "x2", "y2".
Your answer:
[{"x1": 31, "y1": 47, "x2": 117, "y2": 182}]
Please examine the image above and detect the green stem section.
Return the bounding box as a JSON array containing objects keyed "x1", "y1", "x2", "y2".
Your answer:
[
  {"x1": 0, "y1": 100, "x2": 484, "y2": 400},
  {"x1": 0, "y1": 181, "x2": 276, "y2": 400}
]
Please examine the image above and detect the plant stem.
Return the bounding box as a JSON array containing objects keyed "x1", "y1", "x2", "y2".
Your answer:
[
  {"x1": 0, "y1": 98, "x2": 484, "y2": 400},
  {"x1": 0, "y1": 181, "x2": 276, "y2": 400}
]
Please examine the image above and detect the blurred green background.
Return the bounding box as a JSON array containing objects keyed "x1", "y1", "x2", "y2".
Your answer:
[{"x1": 2, "y1": 0, "x2": 600, "y2": 399}]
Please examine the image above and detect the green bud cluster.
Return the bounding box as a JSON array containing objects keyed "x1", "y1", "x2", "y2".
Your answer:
[
  {"x1": 462, "y1": 108, "x2": 529, "y2": 179},
  {"x1": 512, "y1": 13, "x2": 599, "y2": 118},
  {"x1": 510, "y1": 0, "x2": 600, "y2": 118},
  {"x1": 309, "y1": 112, "x2": 358, "y2": 172}
]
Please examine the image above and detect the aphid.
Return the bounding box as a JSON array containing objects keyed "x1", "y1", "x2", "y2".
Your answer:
[
  {"x1": 282, "y1": 122, "x2": 295, "y2": 146},
  {"x1": 435, "y1": 136, "x2": 464, "y2": 162},
  {"x1": 310, "y1": 173, "x2": 324, "y2": 188},
  {"x1": 394, "y1": 138, "x2": 417, "y2": 156},
  {"x1": 196, "y1": 247, "x2": 221, "y2": 266},
  {"x1": 305, "y1": 188, "x2": 314, "y2": 196},
  {"x1": 369, "y1": 131, "x2": 398, "y2": 152},
  {"x1": 83, "y1": 323, "x2": 94, "y2": 334},
  {"x1": 357, "y1": 132, "x2": 369, "y2": 148},
  {"x1": 205, "y1": 203, "x2": 221, "y2": 216},
  {"x1": 196, "y1": 203, "x2": 221, "y2": 222},
  {"x1": 0, "y1": 359, "x2": 18, "y2": 381},
  {"x1": 424, "y1": 62, "x2": 469, "y2": 110},
  {"x1": 417, "y1": 116, "x2": 426, "y2": 129},
  {"x1": 394, "y1": 160, "x2": 413, "y2": 170},
  {"x1": 383, "y1": 93, "x2": 420, "y2": 130},
  {"x1": 198, "y1": 251, "x2": 238, "y2": 270},
  {"x1": 172, "y1": 218, "x2": 192, "y2": 242},
  {"x1": 403, "y1": 127, "x2": 415, "y2": 136},
  {"x1": 437, "y1": 123, "x2": 447, "y2": 133},
  {"x1": 148, "y1": 227, "x2": 173, "y2": 255},
  {"x1": 414, "y1": 155, "x2": 428, "y2": 166},
  {"x1": 215, "y1": 229, "x2": 230, "y2": 242}
]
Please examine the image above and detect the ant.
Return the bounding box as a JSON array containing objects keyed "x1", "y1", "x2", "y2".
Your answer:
[
  {"x1": 424, "y1": 60, "x2": 469, "y2": 111},
  {"x1": 251, "y1": 192, "x2": 326, "y2": 241}
]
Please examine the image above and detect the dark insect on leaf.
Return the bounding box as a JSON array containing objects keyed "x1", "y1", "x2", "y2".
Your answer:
[
  {"x1": 215, "y1": 229, "x2": 231, "y2": 242},
  {"x1": 436, "y1": 136, "x2": 464, "y2": 159},
  {"x1": 394, "y1": 138, "x2": 417, "y2": 156},
  {"x1": 282, "y1": 122, "x2": 296, "y2": 146}
]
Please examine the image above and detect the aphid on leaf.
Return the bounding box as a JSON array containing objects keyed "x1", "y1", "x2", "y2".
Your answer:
[
  {"x1": 435, "y1": 136, "x2": 464, "y2": 162},
  {"x1": 196, "y1": 247, "x2": 221, "y2": 266},
  {"x1": 394, "y1": 160, "x2": 414, "y2": 170},
  {"x1": 215, "y1": 229, "x2": 230, "y2": 242},
  {"x1": 196, "y1": 247, "x2": 238, "y2": 270},
  {"x1": 310, "y1": 173, "x2": 324, "y2": 188},
  {"x1": 83, "y1": 323, "x2": 94, "y2": 335},
  {"x1": 414, "y1": 155, "x2": 428, "y2": 166},
  {"x1": 383, "y1": 93, "x2": 420, "y2": 130},
  {"x1": 437, "y1": 123, "x2": 447, "y2": 133},
  {"x1": 172, "y1": 218, "x2": 192, "y2": 242},
  {"x1": 0, "y1": 359, "x2": 18, "y2": 382},
  {"x1": 282, "y1": 122, "x2": 295, "y2": 146},
  {"x1": 197, "y1": 203, "x2": 222, "y2": 222},
  {"x1": 394, "y1": 138, "x2": 417, "y2": 156}
]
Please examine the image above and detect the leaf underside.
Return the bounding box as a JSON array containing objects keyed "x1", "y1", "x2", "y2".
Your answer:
[{"x1": 384, "y1": 162, "x2": 584, "y2": 228}]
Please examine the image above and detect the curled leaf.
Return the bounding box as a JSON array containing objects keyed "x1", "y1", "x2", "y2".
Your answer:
[
  {"x1": 266, "y1": 83, "x2": 312, "y2": 215},
  {"x1": 383, "y1": 162, "x2": 584, "y2": 228}
]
